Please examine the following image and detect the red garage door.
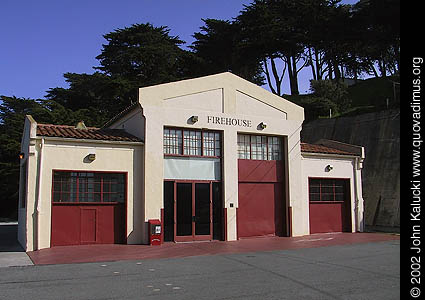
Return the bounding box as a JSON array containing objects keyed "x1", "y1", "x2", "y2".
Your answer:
[
  {"x1": 238, "y1": 181, "x2": 283, "y2": 237},
  {"x1": 237, "y1": 135, "x2": 285, "y2": 238},
  {"x1": 51, "y1": 171, "x2": 126, "y2": 247},
  {"x1": 309, "y1": 178, "x2": 351, "y2": 234}
]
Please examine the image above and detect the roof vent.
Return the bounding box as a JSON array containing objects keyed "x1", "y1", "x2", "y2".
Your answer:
[{"x1": 76, "y1": 121, "x2": 87, "y2": 130}]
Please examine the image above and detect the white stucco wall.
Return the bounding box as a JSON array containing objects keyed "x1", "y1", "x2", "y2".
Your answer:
[
  {"x1": 133, "y1": 72, "x2": 305, "y2": 240},
  {"x1": 21, "y1": 136, "x2": 144, "y2": 251},
  {"x1": 301, "y1": 154, "x2": 365, "y2": 233}
]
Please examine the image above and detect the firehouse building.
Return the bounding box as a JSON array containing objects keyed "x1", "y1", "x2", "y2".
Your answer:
[{"x1": 18, "y1": 72, "x2": 365, "y2": 251}]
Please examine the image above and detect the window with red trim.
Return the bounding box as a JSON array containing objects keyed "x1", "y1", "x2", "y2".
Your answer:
[
  {"x1": 183, "y1": 130, "x2": 202, "y2": 156},
  {"x1": 202, "y1": 131, "x2": 221, "y2": 157},
  {"x1": 163, "y1": 128, "x2": 182, "y2": 155},
  {"x1": 309, "y1": 178, "x2": 348, "y2": 202},
  {"x1": 163, "y1": 128, "x2": 221, "y2": 157},
  {"x1": 52, "y1": 171, "x2": 125, "y2": 203},
  {"x1": 237, "y1": 134, "x2": 282, "y2": 160}
]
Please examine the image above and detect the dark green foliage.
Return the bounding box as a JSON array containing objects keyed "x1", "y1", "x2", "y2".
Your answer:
[
  {"x1": 95, "y1": 23, "x2": 193, "y2": 86},
  {"x1": 309, "y1": 80, "x2": 351, "y2": 112},
  {"x1": 0, "y1": 96, "x2": 105, "y2": 219},
  {"x1": 287, "y1": 76, "x2": 398, "y2": 121},
  {"x1": 190, "y1": 19, "x2": 265, "y2": 85},
  {"x1": 286, "y1": 79, "x2": 350, "y2": 121},
  {"x1": 45, "y1": 72, "x2": 136, "y2": 126},
  {"x1": 347, "y1": 76, "x2": 400, "y2": 109},
  {"x1": 349, "y1": 0, "x2": 400, "y2": 76},
  {"x1": 235, "y1": 0, "x2": 399, "y2": 94},
  {"x1": 299, "y1": 80, "x2": 350, "y2": 121},
  {"x1": 237, "y1": 0, "x2": 346, "y2": 95},
  {"x1": 0, "y1": 97, "x2": 44, "y2": 219},
  {"x1": 295, "y1": 96, "x2": 338, "y2": 121},
  {"x1": 0, "y1": 95, "x2": 104, "y2": 162}
]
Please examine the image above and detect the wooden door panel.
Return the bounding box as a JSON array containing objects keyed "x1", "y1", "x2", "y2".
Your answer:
[{"x1": 80, "y1": 209, "x2": 96, "y2": 244}]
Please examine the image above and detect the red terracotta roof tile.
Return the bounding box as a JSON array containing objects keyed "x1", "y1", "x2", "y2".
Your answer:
[
  {"x1": 36, "y1": 124, "x2": 143, "y2": 143},
  {"x1": 301, "y1": 143, "x2": 356, "y2": 156}
]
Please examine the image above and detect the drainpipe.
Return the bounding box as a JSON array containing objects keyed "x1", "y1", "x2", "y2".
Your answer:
[
  {"x1": 353, "y1": 154, "x2": 365, "y2": 232},
  {"x1": 36, "y1": 138, "x2": 45, "y2": 250}
]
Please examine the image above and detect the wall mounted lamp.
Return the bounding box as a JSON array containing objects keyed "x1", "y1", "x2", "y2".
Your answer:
[
  {"x1": 259, "y1": 122, "x2": 267, "y2": 130},
  {"x1": 87, "y1": 153, "x2": 96, "y2": 161},
  {"x1": 326, "y1": 164, "x2": 334, "y2": 172},
  {"x1": 190, "y1": 115, "x2": 199, "y2": 123},
  {"x1": 19, "y1": 152, "x2": 25, "y2": 160}
]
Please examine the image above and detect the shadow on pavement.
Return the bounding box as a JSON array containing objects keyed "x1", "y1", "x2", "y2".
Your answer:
[{"x1": 0, "y1": 223, "x2": 25, "y2": 252}]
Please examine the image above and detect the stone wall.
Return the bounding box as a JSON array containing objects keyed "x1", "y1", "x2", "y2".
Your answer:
[{"x1": 301, "y1": 109, "x2": 400, "y2": 232}]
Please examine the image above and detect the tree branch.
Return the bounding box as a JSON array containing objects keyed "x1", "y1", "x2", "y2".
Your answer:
[{"x1": 262, "y1": 59, "x2": 277, "y2": 95}]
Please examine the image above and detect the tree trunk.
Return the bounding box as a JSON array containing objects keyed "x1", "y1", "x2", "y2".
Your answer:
[
  {"x1": 315, "y1": 50, "x2": 322, "y2": 80},
  {"x1": 328, "y1": 63, "x2": 333, "y2": 80},
  {"x1": 263, "y1": 59, "x2": 277, "y2": 95},
  {"x1": 393, "y1": 44, "x2": 400, "y2": 74},
  {"x1": 270, "y1": 58, "x2": 282, "y2": 96},
  {"x1": 370, "y1": 64, "x2": 379, "y2": 77},
  {"x1": 308, "y1": 48, "x2": 317, "y2": 81},
  {"x1": 333, "y1": 61, "x2": 341, "y2": 81},
  {"x1": 286, "y1": 56, "x2": 299, "y2": 95},
  {"x1": 379, "y1": 59, "x2": 387, "y2": 77}
]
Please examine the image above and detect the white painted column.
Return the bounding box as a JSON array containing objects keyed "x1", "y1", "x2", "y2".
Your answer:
[
  {"x1": 222, "y1": 129, "x2": 238, "y2": 241},
  {"x1": 286, "y1": 126, "x2": 307, "y2": 236}
]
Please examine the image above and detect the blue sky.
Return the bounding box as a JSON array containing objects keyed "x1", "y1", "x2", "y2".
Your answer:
[{"x1": 1, "y1": 0, "x2": 358, "y2": 100}]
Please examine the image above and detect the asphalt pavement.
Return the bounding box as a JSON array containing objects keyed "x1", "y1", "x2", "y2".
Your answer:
[{"x1": 0, "y1": 239, "x2": 400, "y2": 300}]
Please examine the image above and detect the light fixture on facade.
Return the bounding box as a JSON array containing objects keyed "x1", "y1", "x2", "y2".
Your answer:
[
  {"x1": 326, "y1": 164, "x2": 334, "y2": 172},
  {"x1": 19, "y1": 152, "x2": 25, "y2": 160},
  {"x1": 87, "y1": 153, "x2": 96, "y2": 161},
  {"x1": 259, "y1": 122, "x2": 267, "y2": 129},
  {"x1": 190, "y1": 115, "x2": 199, "y2": 123}
]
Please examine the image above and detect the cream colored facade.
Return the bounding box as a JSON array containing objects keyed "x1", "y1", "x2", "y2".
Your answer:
[
  {"x1": 18, "y1": 116, "x2": 144, "y2": 251},
  {"x1": 109, "y1": 72, "x2": 305, "y2": 240},
  {"x1": 301, "y1": 142, "x2": 365, "y2": 233},
  {"x1": 19, "y1": 72, "x2": 365, "y2": 251}
]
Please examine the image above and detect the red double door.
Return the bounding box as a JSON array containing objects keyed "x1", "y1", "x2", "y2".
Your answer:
[
  {"x1": 164, "y1": 181, "x2": 223, "y2": 242},
  {"x1": 51, "y1": 203, "x2": 125, "y2": 246},
  {"x1": 174, "y1": 182, "x2": 212, "y2": 242}
]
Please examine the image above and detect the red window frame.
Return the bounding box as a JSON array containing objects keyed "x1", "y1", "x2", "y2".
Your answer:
[
  {"x1": 52, "y1": 171, "x2": 127, "y2": 204},
  {"x1": 237, "y1": 134, "x2": 282, "y2": 161},
  {"x1": 183, "y1": 129, "x2": 202, "y2": 156},
  {"x1": 309, "y1": 178, "x2": 349, "y2": 202},
  {"x1": 164, "y1": 127, "x2": 221, "y2": 158}
]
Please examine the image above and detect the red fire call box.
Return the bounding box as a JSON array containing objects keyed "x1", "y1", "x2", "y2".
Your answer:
[{"x1": 148, "y1": 219, "x2": 162, "y2": 246}]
